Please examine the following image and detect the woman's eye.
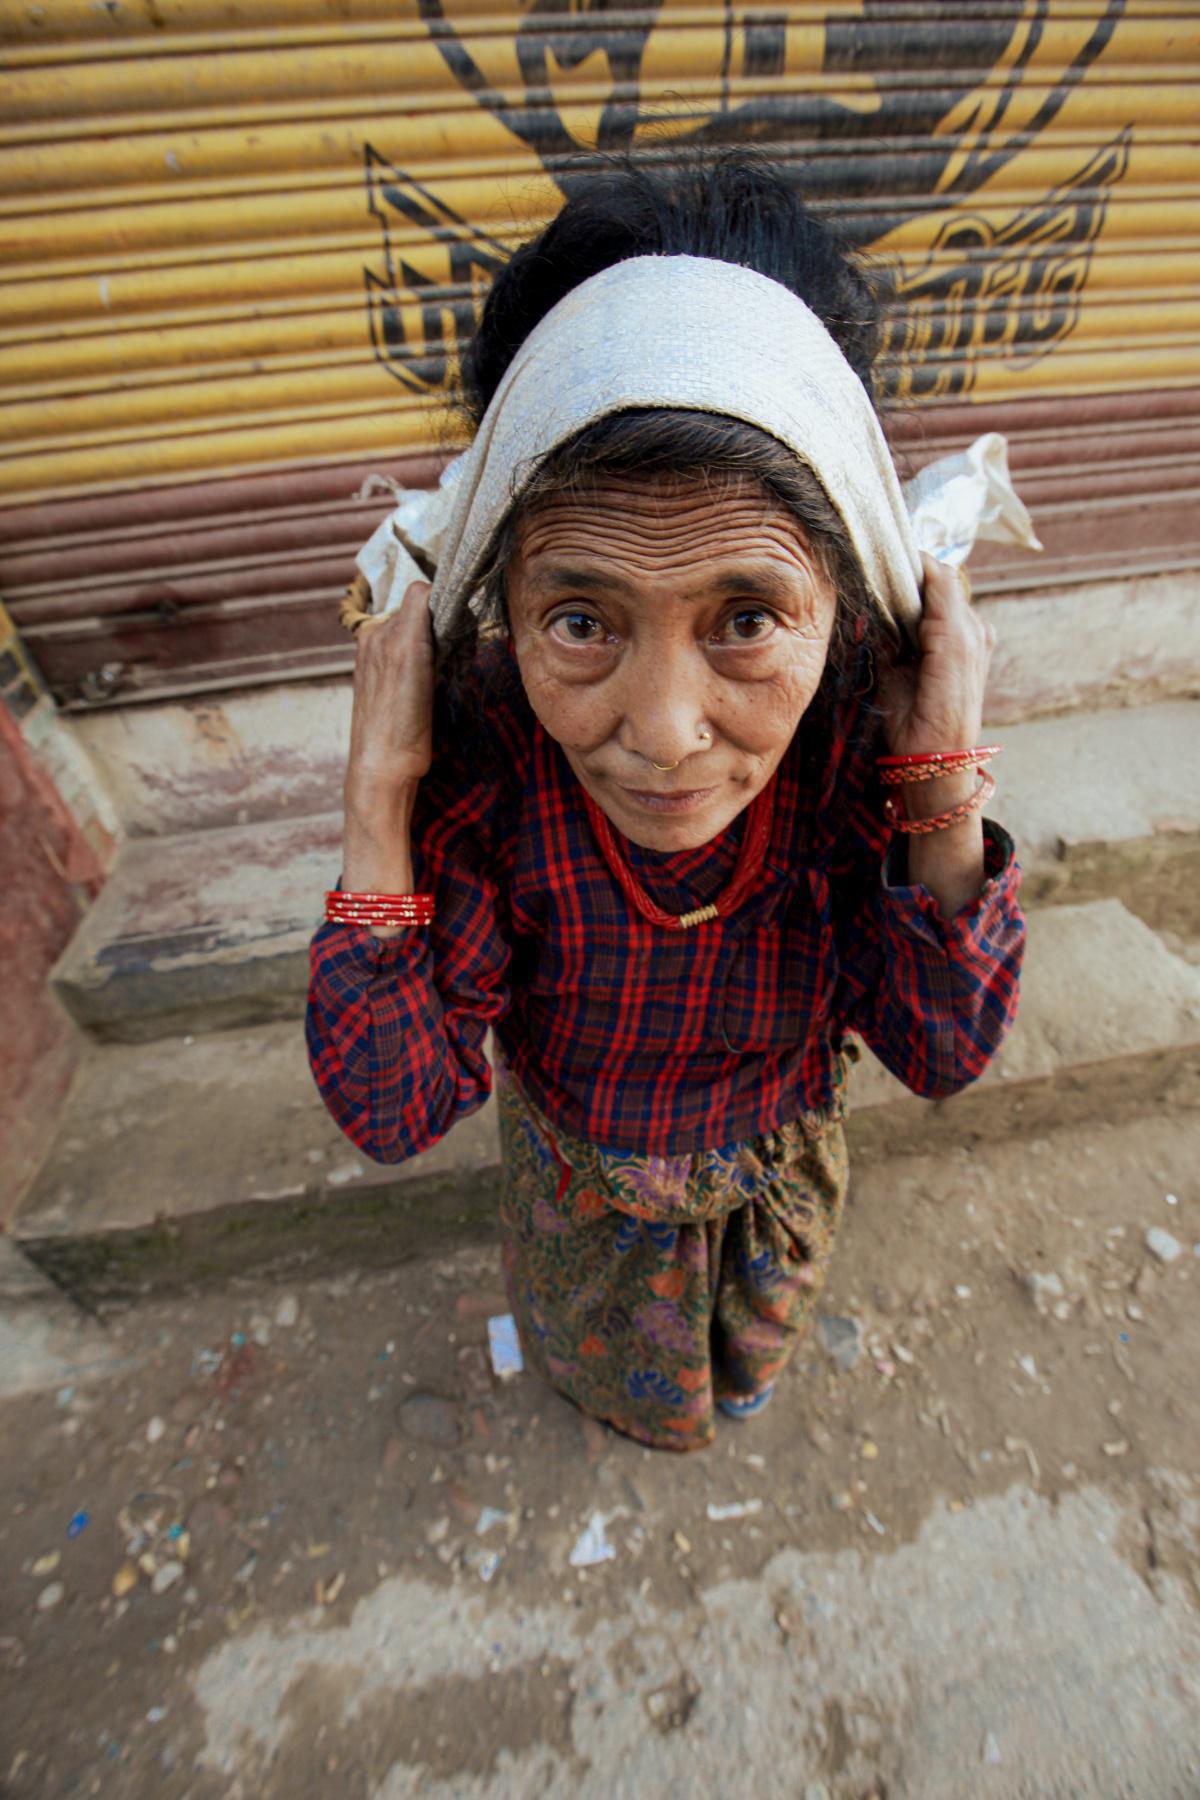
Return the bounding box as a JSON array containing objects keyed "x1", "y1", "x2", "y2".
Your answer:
[
  {"x1": 550, "y1": 610, "x2": 608, "y2": 644},
  {"x1": 716, "y1": 608, "x2": 776, "y2": 643}
]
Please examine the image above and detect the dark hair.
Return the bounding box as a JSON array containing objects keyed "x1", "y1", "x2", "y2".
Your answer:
[
  {"x1": 443, "y1": 153, "x2": 894, "y2": 741},
  {"x1": 461, "y1": 154, "x2": 888, "y2": 419}
]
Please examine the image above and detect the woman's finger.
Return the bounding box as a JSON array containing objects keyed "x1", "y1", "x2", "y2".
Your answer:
[
  {"x1": 919, "y1": 552, "x2": 973, "y2": 618},
  {"x1": 353, "y1": 580, "x2": 433, "y2": 652}
]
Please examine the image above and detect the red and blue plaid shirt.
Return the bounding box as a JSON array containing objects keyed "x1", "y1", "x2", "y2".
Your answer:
[{"x1": 307, "y1": 643, "x2": 1024, "y2": 1160}]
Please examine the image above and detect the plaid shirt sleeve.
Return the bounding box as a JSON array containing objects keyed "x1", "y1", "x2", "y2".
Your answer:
[
  {"x1": 306, "y1": 731, "x2": 515, "y2": 1165},
  {"x1": 833, "y1": 818, "x2": 1025, "y2": 1098}
]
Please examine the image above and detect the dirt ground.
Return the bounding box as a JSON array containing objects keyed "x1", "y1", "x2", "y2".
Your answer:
[{"x1": 2, "y1": 1101, "x2": 1198, "y2": 1799}]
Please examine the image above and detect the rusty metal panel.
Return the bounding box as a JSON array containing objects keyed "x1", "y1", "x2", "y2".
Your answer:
[{"x1": 1, "y1": 0, "x2": 1198, "y2": 705}]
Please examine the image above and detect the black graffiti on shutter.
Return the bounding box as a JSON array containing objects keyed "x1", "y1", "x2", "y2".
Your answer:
[
  {"x1": 370, "y1": 1, "x2": 1131, "y2": 393},
  {"x1": 882, "y1": 130, "x2": 1131, "y2": 401},
  {"x1": 362, "y1": 146, "x2": 510, "y2": 391},
  {"x1": 742, "y1": 14, "x2": 787, "y2": 80},
  {"x1": 417, "y1": 0, "x2": 664, "y2": 170}
]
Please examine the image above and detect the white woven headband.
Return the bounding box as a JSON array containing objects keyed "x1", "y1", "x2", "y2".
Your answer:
[{"x1": 357, "y1": 255, "x2": 1040, "y2": 635}]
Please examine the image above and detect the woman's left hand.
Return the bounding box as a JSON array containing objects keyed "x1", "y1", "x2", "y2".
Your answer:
[{"x1": 879, "y1": 552, "x2": 996, "y2": 757}]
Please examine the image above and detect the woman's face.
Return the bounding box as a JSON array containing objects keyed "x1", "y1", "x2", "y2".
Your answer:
[{"x1": 507, "y1": 473, "x2": 838, "y2": 851}]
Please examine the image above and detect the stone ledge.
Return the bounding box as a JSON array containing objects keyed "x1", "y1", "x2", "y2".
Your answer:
[
  {"x1": 50, "y1": 700, "x2": 1200, "y2": 1046},
  {"x1": 51, "y1": 811, "x2": 341, "y2": 1042},
  {"x1": 18, "y1": 899, "x2": 1200, "y2": 1303}
]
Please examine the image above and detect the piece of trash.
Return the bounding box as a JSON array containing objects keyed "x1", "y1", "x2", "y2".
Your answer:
[
  {"x1": 66, "y1": 1511, "x2": 89, "y2": 1540},
  {"x1": 230, "y1": 1330, "x2": 246, "y2": 1349},
  {"x1": 954, "y1": 1284, "x2": 972, "y2": 1300},
  {"x1": 112, "y1": 1562, "x2": 138, "y2": 1599},
  {"x1": 146, "y1": 1417, "x2": 165, "y2": 1445},
  {"x1": 1017, "y1": 1355, "x2": 1038, "y2": 1380},
  {"x1": 37, "y1": 1583, "x2": 64, "y2": 1612},
  {"x1": 1145, "y1": 1226, "x2": 1182, "y2": 1265},
  {"x1": 274, "y1": 1294, "x2": 299, "y2": 1328},
  {"x1": 476, "y1": 1507, "x2": 509, "y2": 1536},
  {"x1": 305, "y1": 1542, "x2": 331, "y2": 1559},
  {"x1": 1165, "y1": 1193, "x2": 1178, "y2": 1206},
  {"x1": 145, "y1": 1708, "x2": 167, "y2": 1726},
  {"x1": 705, "y1": 1499, "x2": 763, "y2": 1522},
  {"x1": 892, "y1": 1343, "x2": 915, "y2": 1365},
  {"x1": 860, "y1": 1439, "x2": 879, "y2": 1460},
  {"x1": 317, "y1": 1570, "x2": 346, "y2": 1606},
  {"x1": 487, "y1": 1314, "x2": 524, "y2": 1378},
  {"x1": 1102, "y1": 1439, "x2": 1130, "y2": 1457},
  {"x1": 874, "y1": 1357, "x2": 896, "y2": 1379},
  {"x1": 476, "y1": 1550, "x2": 503, "y2": 1583},
  {"x1": 1022, "y1": 1270, "x2": 1065, "y2": 1315},
  {"x1": 32, "y1": 1552, "x2": 60, "y2": 1577},
  {"x1": 56, "y1": 1387, "x2": 74, "y2": 1409},
  {"x1": 982, "y1": 1731, "x2": 1002, "y2": 1765},
  {"x1": 864, "y1": 1510, "x2": 886, "y2": 1535},
  {"x1": 816, "y1": 1313, "x2": 863, "y2": 1371},
  {"x1": 569, "y1": 1512, "x2": 617, "y2": 1567},
  {"x1": 1002, "y1": 1435, "x2": 1040, "y2": 1481},
  {"x1": 151, "y1": 1561, "x2": 184, "y2": 1596},
  {"x1": 673, "y1": 1530, "x2": 692, "y2": 1555},
  {"x1": 192, "y1": 1348, "x2": 222, "y2": 1378}
]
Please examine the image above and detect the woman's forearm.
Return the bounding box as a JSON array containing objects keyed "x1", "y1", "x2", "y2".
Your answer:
[
  {"x1": 898, "y1": 769, "x2": 986, "y2": 921},
  {"x1": 341, "y1": 777, "x2": 420, "y2": 938}
]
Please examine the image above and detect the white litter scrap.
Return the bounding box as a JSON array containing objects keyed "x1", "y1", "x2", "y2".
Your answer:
[
  {"x1": 706, "y1": 1499, "x2": 763, "y2": 1522},
  {"x1": 487, "y1": 1313, "x2": 524, "y2": 1378},
  {"x1": 569, "y1": 1512, "x2": 617, "y2": 1568}
]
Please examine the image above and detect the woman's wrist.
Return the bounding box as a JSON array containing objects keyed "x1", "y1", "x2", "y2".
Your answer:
[
  {"x1": 892, "y1": 766, "x2": 978, "y2": 822},
  {"x1": 341, "y1": 776, "x2": 421, "y2": 930},
  {"x1": 344, "y1": 769, "x2": 421, "y2": 825},
  {"x1": 887, "y1": 769, "x2": 988, "y2": 919},
  {"x1": 904, "y1": 813, "x2": 984, "y2": 906}
]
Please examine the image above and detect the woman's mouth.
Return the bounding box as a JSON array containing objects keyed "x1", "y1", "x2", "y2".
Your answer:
[{"x1": 615, "y1": 785, "x2": 720, "y2": 815}]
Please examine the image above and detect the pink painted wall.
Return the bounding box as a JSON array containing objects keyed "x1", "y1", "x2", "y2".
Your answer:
[{"x1": 0, "y1": 696, "x2": 105, "y2": 1221}]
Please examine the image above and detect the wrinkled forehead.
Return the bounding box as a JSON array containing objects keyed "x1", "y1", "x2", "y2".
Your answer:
[{"x1": 505, "y1": 472, "x2": 828, "y2": 613}]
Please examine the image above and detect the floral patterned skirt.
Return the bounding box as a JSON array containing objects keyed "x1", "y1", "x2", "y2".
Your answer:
[{"x1": 495, "y1": 1055, "x2": 851, "y2": 1452}]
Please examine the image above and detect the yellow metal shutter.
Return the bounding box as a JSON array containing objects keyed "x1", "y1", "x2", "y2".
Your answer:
[{"x1": 1, "y1": 0, "x2": 1197, "y2": 706}]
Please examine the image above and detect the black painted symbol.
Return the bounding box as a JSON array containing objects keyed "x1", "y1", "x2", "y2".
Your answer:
[
  {"x1": 884, "y1": 130, "x2": 1132, "y2": 400},
  {"x1": 364, "y1": 0, "x2": 1129, "y2": 395},
  {"x1": 364, "y1": 147, "x2": 509, "y2": 393}
]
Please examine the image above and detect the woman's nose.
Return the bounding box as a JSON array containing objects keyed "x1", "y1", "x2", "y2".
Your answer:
[{"x1": 619, "y1": 644, "x2": 710, "y2": 768}]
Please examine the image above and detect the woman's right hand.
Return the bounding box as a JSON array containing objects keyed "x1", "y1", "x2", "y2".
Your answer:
[
  {"x1": 341, "y1": 581, "x2": 435, "y2": 911},
  {"x1": 345, "y1": 579, "x2": 436, "y2": 803}
]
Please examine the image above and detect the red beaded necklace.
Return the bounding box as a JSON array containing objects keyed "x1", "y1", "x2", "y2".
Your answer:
[{"x1": 581, "y1": 780, "x2": 776, "y2": 931}]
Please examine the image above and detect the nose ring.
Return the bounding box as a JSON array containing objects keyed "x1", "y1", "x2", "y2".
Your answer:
[{"x1": 649, "y1": 729, "x2": 711, "y2": 771}]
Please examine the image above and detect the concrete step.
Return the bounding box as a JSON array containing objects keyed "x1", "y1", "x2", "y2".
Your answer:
[
  {"x1": 16, "y1": 898, "x2": 1200, "y2": 1305},
  {"x1": 0, "y1": 1237, "x2": 126, "y2": 1397},
  {"x1": 51, "y1": 811, "x2": 340, "y2": 1042},
  {"x1": 50, "y1": 699, "x2": 1200, "y2": 1046},
  {"x1": 998, "y1": 698, "x2": 1200, "y2": 935}
]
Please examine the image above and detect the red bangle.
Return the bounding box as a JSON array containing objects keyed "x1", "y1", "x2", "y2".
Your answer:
[
  {"x1": 877, "y1": 744, "x2": 1002, "y2": 787},
  {"x1": 884, "y1": 768, "x2": 995, "y2": 835},
  {"x1": 325, "y1": 890, "x2": 434, "y2": 928}
]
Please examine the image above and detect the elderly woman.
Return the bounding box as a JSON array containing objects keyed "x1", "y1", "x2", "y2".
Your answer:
[{"x1": 307, "y1": 157, "x2": 1024, "y2": 1451}]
